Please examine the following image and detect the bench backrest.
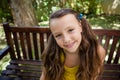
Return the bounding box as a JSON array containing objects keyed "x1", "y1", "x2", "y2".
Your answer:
[
  {"x1": 3, "y1": 23, "x2": 120, "y2": 64},
  {"x1": 93, "y1": 30, "x2": 120, "y2": 64},
  {"x1": 3, "y1": 22, "x2": 50, "y2": 60}
]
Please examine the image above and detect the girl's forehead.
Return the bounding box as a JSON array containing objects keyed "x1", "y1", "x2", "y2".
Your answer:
[
  {"x1": 50, "y1": 14, "x2": 80, "y2": 34},
  {"x1": 50, "y1": 14, "x2": 78, "y2": 27}
]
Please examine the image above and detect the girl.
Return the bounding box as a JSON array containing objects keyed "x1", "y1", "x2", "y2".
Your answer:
[{"x1": 40, "y1": 8, "x2": 105, "y2": 80}]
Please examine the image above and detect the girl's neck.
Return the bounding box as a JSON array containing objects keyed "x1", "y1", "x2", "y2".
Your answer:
[
  {"x1": 63, "y1": 49, "x2": 79, "y2": 56},
  {"x1": 63, "y1": 50, "x2": 80, "y2": 68}
]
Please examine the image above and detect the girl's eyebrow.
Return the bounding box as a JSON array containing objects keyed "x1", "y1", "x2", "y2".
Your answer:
[
  {"x1": 52, "y1": 24, "x2": 76, "y2": 35},
  {"x1": 64, "y1": 24, "x2": 74, "y2": 28},
  {"x1": 52, "y1": 31, "x2": 61, "y2": 36},
  {"x1": 65, "y1": 25, "x2": 77, "y2": 30}
]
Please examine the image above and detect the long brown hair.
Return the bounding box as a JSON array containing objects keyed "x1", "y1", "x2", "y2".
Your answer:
[{"x1": 42, "y1": 8, "x2": 103, "y2": 80}]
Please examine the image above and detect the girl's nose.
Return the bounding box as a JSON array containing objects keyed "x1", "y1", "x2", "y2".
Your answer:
[{"x1": 63, "y1": 34, "x2": 71, "y2": 44}]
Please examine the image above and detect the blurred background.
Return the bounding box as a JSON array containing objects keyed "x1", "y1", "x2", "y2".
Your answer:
[{"x1": 0, "y1": 0, "x2": 120, "y2": 73}]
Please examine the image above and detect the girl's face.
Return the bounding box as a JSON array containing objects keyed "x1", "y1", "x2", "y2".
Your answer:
[{"x1": 50, "y1": 14, "x2": 82, "y2": 54}]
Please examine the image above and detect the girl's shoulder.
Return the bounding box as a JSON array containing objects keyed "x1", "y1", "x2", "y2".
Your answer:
[
  {"x1": 39, "y1": 67, "x2": 46, "y2": 80},
  {"x1": 97, "y1": 45, "x2": 106, "y2": 63}
]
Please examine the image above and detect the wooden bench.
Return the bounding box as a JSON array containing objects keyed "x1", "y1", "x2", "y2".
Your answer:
[{"x1": 0, "y1": 22, "x2": 120, "y2": 80}]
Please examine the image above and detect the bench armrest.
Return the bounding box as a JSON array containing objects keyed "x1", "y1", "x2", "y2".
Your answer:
[{"x1": 0, "y1": 46, "x2": 10, "y2": 60}]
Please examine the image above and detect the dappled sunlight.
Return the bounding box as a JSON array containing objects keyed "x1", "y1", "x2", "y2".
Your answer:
[
  {"x1": 113, "y1": 23, "x2": 120, "y2": 27},
  {"x1": 92, "y1": 26, "x2": 103, "y2": 29},
  {"x1": 0, "y1": 54, "x2": 10, "y2": 73},
  {"x1": 112, "y1": 0, "x2": 119, "y2": 9},
  {"x1": 38, "y1": 21, "x2": 49, "y2": 27},
  {"x1": 0, "y1": 25, "x2": 6, "y2": 50},
  {"x1": 38, "y1": 16, "x2": 120, "y2": 29},
  {"x1": 89, "y1": 15, "x2": 120, "y2": 30},
  {"x1": 101, "y1": 0, "x2": 120, "y2": 15}
]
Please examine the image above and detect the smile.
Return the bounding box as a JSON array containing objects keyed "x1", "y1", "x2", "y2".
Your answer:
[{"x1": 64, "y1": 41, "x2": 75, "y2": 48}]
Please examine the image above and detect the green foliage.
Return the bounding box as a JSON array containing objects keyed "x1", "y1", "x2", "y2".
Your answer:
[
  {"x1": 89, "y1": 15, "x2": 120, "y2": 29},
  {"x1": 0, "y1": 27, "x2": 6, "y2": 50},
  {"x1": 0, "y1": 0, "x2": 119, "y2": 23},
  {"x1": 0, "y1": 0, "x2": 13, "y2": 23},
  {"x1": 33, "y1": 0, "x2": 60, "y2": 22},
  {"x1": 32, "y1": 0, "x2": 104, "y2": 22},
  {"x1": 0, "y1": 54, "x2": 10, "y2": 74}
]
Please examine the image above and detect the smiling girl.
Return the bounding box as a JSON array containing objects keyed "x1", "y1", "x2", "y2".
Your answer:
[{"x1": 40, "y1": 8, "x2": 105, "y2": 80}]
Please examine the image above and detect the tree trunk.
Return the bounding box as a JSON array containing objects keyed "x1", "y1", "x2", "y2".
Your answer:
[
  {"x1": 101, "y1": 0, "x2": 120, "y2": 15},
  {"x1": 8, "y1": 0, "x2": 38, "y2": 27}
]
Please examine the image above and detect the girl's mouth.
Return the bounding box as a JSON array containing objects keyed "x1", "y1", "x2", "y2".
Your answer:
[{"x1": 64, "y1": 41, "x2": 75, "y2": 48}]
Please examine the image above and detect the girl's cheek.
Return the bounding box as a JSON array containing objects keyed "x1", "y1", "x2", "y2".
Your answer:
[{"x1": 56, "y1": 40, "x2": 62, "y2": 47}]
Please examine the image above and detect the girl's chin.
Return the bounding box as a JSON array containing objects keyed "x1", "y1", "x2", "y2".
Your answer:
[{"x1": 64, "y1": 49, "x2": 78, "y2": 54}]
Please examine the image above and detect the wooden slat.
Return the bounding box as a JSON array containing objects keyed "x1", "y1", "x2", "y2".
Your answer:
[
  {"x1": 3, "y1": 23, "x2": 16, "y2": 59},
  {"x1": 10, "y1": 26, "x2": 50, "y2": 33},
  {"x1": 12, "y1": 32, "x2": 21, "y2": 59},
  {"x1": 17, "y1": 72, "x2": 41, "y2": 78},
  {"x1": 17, "y1": 77, "x2": 39, "y2": 80},
  {"x1": 93, "y1": 29, "x2": 120, "y2": 36},
  {"x1": 0, "y1": 76, "x2": 39, "y2": 80},
  {"x1": 101, "y1": 77, "x2": 120, "y2": 80},
  {"x1": 19, "y1": 32, "x2": 27, "y2": 59},
  {"x1": 10, "y1": 60, "x2": 42, "y2": 66},
  {"x1": 6, "y1": 65, "x2": 42, "y2": 72},
  {"x1": 114, "y1": 44, "x2": 120, "y2": 64},
  {"x1": 40, "y1": 33, "x2": 44, "y2": 53},
  {"x1": 102, "y1": 71, "x2": 120, "y2": 76},
  {"x1": 1, "y1": 70, "x2": 41, "y2": 78},
  {"x1": 101, "y1": 64, "x2": 120, "y2": 79},
  {"x1": 32, "y1": 33, "x2": 39, "y2": 60},
  {"x1": 107, "y1": 37, "x2": 119, "y2": 63},
  {"x1": 104, "y1": 64, "x2": 120, "y2": 70},
  {"x1": 25, "y1": 32, "x2": 33, "y2": 60}
]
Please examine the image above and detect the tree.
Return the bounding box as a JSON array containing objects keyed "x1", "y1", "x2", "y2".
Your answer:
[
  {"x1": 8, "y1": 0, "x2": 38, "y2": 26},
  {"x1": 0, "y1": 0, "x2": 13, "y2": 22},
  {"x1": 101, "y1": 0, "x2": 120, "y2": 15},
  {"x1": 88, "y1": 0, "x2": 97, "y2": 15}
]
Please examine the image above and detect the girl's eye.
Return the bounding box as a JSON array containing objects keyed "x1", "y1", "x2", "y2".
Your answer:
[
  {"x1": 68, "y1": 29, "x2": 74, "y2": 32},
  {"x1": 55, "y1": 34, "x2": 62, "y2": 38}
]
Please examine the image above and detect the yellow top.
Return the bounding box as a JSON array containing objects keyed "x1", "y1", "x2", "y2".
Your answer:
[{"x1": 61, "y1": 53, "x2": 79, "y2": 80}]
